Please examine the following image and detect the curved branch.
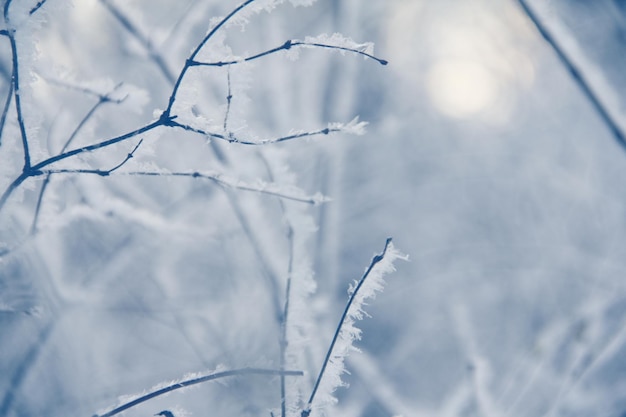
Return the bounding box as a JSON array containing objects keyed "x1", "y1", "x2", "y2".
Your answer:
[
  {"x1": 189, "y1": 39, "x2": 388, "y2": 67},
  {"x1": 93, "y1": 368, "x2": 304, "y2": 417}
]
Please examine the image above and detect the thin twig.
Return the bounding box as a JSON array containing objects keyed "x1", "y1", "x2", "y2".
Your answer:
[
  {"x1": 93, "y1": 368, "x2": 304, "y2": 417},
  {"x1": 36, "y1": 167, "x2": 327, "y2": 205},
  {"x1": 260, "y1": 154, "x2": 296, "y2": 417},
  {"x1": 517, "y1": 0, "x2": 626, "y2": 151},
  {"x1": 171, "y1": 119, "x2": 341, "y2": 145},
  {"x1": 163, "y1": 0, "x2": 256, "y2": 116},
  {"x1": 190, "y1": 39, "x2": 388, "y2": 67},
  {"x1": 302, "y1": 238, "x2": 394, "y2": 417}
]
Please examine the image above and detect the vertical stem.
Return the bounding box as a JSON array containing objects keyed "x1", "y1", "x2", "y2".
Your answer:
[
  {"x1": 6, "y1": 30, "x2": 31, "y2": 170},
  {"x1": 303, "y1": 238, "x2": 393, "y2": 416},
  {"x1": 280, "y1": 226, "x2": 294, "y2": 417}
]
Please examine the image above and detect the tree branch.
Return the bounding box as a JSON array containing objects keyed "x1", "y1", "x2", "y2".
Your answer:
[
  {"x1": 189, "y1": 39, "x2": 388, "y2": 67},
  {"x1": 303, "y1": 238, "x2": 395, "y2": 417},
  {"x1": 93, "y1": 368, "x2": 304, "y2": 417}
]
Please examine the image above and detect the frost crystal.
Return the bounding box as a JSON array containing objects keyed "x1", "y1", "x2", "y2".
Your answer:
[
  {"x1": 311, "y1": 241, "x2": 408, "y2": 416},
  {"x1": 303, "y1": 33, "x2": 375, "y2": 57}
]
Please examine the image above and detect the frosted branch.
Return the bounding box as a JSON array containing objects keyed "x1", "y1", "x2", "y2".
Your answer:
[
  {"x1": 171, "y1": 119, "x2": 364, "y2": 145},
  {"x1": 517, "y1": 0, "x2": 626, "y2": 151},
  {"x1": 302, "y1": 238, "x2": 407, "y2": 417},
  {"x1": 38, "y1": 166, "x2": 329, "y2": 205},
  {"x1": 189, "y1": 38, "x2": 388, "y2": 67},
  {"x1": 93, "y1": 368, "x2": 304, "y2": 417}
]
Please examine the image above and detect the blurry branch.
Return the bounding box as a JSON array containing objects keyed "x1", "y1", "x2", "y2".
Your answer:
[
  {"x1": 0, "y1": 76, "x2": 13, "y2": 147},
  {"x1": 259, "y1": 154, "x2": 296, "y2": 417},
  {"x1": 170, "y1": 118, "x2": 359, "y2": 145},
  {"x1": 29, "y1": 0, "x2": 47, "y2": 15},
  {"x1": 93, "y1": 368, "x2": 304, "y2": 417},
  {"x1": 0, "y1": 322, "x2": 55, "y2": 416},
  {"x1": 55, "y1": 82, "x2": 128, "y2": 154},
  {"x1": 517, "y1": 0, "x2": 626, "y2": 151},
  {"x1": 31, "y1": 82, "x2": 127, "y2": 233},
  {"x1": 190, "y1": 39, "x2": 388, "y2": 67},
  {"x1": 38, "y1": 168, "x2": 330, "y2": 205},
  {"x1": 99, "y1": 0, "x2": 176, "y2": 84}
]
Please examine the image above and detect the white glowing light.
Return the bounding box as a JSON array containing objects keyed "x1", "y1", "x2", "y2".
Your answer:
[{"x1": 426, "y1": 59, "x2": 499, "y2": 119}]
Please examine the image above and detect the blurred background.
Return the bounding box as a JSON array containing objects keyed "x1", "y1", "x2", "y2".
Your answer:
[{"x1": 1, "y1": 0, "x2": 626, "y2": 416}]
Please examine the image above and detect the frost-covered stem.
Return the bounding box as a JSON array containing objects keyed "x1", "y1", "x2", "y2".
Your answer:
[
  {"x1": 36, "y1": 169, "x2": 325, "y2": 204},
  {"x1": 93, "y1": 368, "x2": 304, "y2": 417},
  {"x1": 163, "y1": 0, "x2": 256, "y2": 116},
  {"x1": 100, "y1": 0, "x2": 176, "y2": 84},
  {"x1": 516, "y1": 0, "x2": 626, "y2": 151},
  {"x1": 190, "y1": 40, "x2": 388, "y2": 67},
  {"x1": 0, "y1": 118, "x2": 156, "y2": 212},
  {"x1": 31, "y1": 119, "x2": 162, "y2": 172},
  {"x1": 303, "y1": 238, "x2": 394, "y2": 417},
  {"x1": 171, "y1": 119, "x2": 342, "y2": 145},
  {"x1": 4, "y1": 3, "x2": 31, "y2": 171},
  {"x1": 37, "y1": 140, "x2": 142, "y2": 177}
]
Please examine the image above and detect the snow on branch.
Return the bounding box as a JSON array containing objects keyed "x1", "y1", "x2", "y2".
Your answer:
[
  {"x1": 93, "y1": 367, "x2": 304, "y2": 417},
  {"x1": 171, "y1": 116, "x2": 367, "y2": 145},
  {"x1": 38, "y1": 148, "x2": 330, "y2": 205},
  {"x1": 302, "y1": 238, "x2": 408, "y2": 417},
  {"x1": 189, "y1": 36, "x2": 388, "y2": 67}
]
